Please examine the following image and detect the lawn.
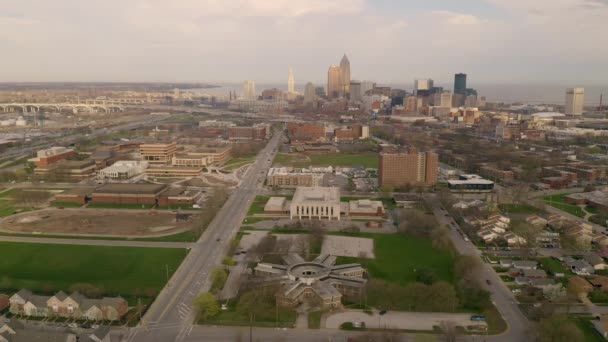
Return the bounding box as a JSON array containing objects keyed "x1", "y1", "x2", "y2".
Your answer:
[
  {"x1": 87, "y1": 203, "x2": 155, "y2": 209},
  {"x1": 336, "y1": 233, "x2": 455, "y2": 286},
  {"x1": 572, "y1": 315, "x2": 605, "y2": 342},
  {"x1": 0, "y1": 230, "x2": 198, "y2": 243},
  {"x1": 308, "y1": 310, "x2": 324, "y2": 329},
  {"x1": 308, "y1": 153, "x2": 378, "y2": 168},
  {"x1": 538, "y1": 257, "x2": 569, "y2": 275},
  {"x1": 247, "y1": 195, "x2": 269, "y2": 216},
  {"x1": 543, "y1": 193, "x2": 585, "y2": 218},
  {"x1": 273, "y1": 152, "x2": 379, "y2": 168},
  {"x1": 51, "y1": 201, "x2": 83, "y2": 208},
  {"x1": 498, "y1": 203, "x2": 539, "y2": 215},
  {"x1": 0, "y1": 242, "x2": 188, "y2": 298},
  {"x1": 206, "y1": 298, "x2": 296, "y2": 328},
  {"x1": 223, "y1": 156, "x2": 256, "y2": 171}
]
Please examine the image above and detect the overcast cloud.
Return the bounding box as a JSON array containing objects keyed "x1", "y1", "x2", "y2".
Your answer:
[{"x1": 0, "y1": 0, "x2": 607, "y2": 84}]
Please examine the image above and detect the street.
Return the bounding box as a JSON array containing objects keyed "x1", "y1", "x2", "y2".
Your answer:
[
  {"x1": 126, "y1": 132, "x2": 282, "y2": 342},
  {"x1": 429, "y1": 194, "x2": 530, "y2": 342}
]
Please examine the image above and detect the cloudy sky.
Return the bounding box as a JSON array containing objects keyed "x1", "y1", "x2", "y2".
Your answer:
[{"x1": 1, "y1": 0, "x2": 607, "y2": 85}]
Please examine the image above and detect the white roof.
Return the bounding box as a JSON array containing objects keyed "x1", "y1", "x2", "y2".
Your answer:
[{"x1": 532, "y1": 112, "x2": 566, "y2": 118}]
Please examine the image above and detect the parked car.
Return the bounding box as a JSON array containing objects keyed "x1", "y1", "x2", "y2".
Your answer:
[{"x1": 471, "y1": 315, "x2": 486, "y2": 322}]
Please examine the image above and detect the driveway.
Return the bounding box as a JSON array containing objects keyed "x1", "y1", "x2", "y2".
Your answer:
[{"x1": 324, "y1": 310, "x2": 483, "y2": 330}]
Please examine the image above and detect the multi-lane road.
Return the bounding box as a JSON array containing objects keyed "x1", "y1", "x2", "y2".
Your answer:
[{"x1": 126, "y1": 132, "x2": 282, "y2": 342}]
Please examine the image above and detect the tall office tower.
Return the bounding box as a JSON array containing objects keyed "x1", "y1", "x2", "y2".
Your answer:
[
  {"x1": 454, "y1": 73, "x2": 467, "y2": 106},
  {"x1": 414, "y1": 79, "x2": 434, "y2": 95},
  {"x1": 360, "y1": 81, "x2": 375, "y2": 96},
  {"x1": 304, "y1": 82, "x2": 316, "y2": 105},
  {"x1": 432, "y1": 91, "x2": 453, "y2": 107},
  {"x1": 327, "y1": 66, "x2": 342, "y2": 98},
  {"x1": 288, "y1": 66, "x2": 295, "y2": 94},
  {"x1": 379, "y1": 150, "x2": 438, "y2": 188},
  {"x1": 349, "y1": 81, "x2": 362, "y2": 103},
  {"x1": 315, "y1": 86, "x2": 326, "y2": 98},
  {"x1": 339, "y1": 54, "x2": 351, "y2": 96},
  {"x1": 565, "y1": 88, "x2": 585, "y2": 116},
  {"x1": 243, "y1": 80, "x2": 256, "y2": 101}
]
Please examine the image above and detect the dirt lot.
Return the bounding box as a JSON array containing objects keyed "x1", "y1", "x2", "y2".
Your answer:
[{"x1": 0, "y1": 208, "x2": 198, "y2": 237}]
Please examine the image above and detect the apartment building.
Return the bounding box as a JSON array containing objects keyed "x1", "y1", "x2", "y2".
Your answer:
[{"x1": 379, "y1": 148, "x2": 438, "y2": 188}]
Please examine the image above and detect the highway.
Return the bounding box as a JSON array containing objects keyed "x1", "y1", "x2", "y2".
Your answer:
[
  {"x1": 429, "y1": 195, "x2": 529, "y2": 342},
  {"x1": 126, "y1": 131, "x2": 282, "y2": 342}
]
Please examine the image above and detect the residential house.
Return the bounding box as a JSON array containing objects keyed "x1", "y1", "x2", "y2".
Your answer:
[
  {"x1": 499, "y1": 260, "x2": 514, "y2": 268},
  {"x1": 504, "y1": 233, "x2": 527, "y2": 246},
  {"x1": 526, "y1": 215, "x2": 548, "y2": 227},
  {"x1": 508, "y1": 268, "x2": 522, "y2": 277},
  {"x1": 564, "y1": 258, "x2": 596, "y2": 275},
  {"x1": 585, "y1": 254, "x2": 608, "y2": 270},
  {"x1": 513, "y1": 261, "x2": 538, "y2": 270},
  {"x1": 478, "y1": 230, "x2": 498, "y2": 242},
  {"x1": 523, "y1": 269, "x2": 547, "y2": 279},
  {"x1": 9, "y1": 289, "x2": 127, "y2": 321},
  {"x1": 529, "y1": 278, "x2": 563, "y2": 297}
]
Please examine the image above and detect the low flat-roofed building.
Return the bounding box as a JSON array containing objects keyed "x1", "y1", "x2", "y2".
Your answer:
[
  {"x1": 348, "y1": 199, "x2": 384, "y2": 217},
  {"x1": 393, "y1": 194, "x2": 420, "y2": 208},
  {"x1": 448, "y1": 174, "x2": 494, "y2": 192},
  {"x1": 290, "y1": 187, "x2": 341, "y2": 220},
  {"x1": 145, "y1": 165, "x2": 204, "y2": 178},
  {"x1": 187, "y1": 146, "x2": 232, "y2": 166},
  {"x1": 91, "y1": 183, "x2": 167, "y2": 205},
  {"x1": 53, "y1": 187, "x2": 96, "y2": 205},
  {"x1": 28, "y1": 146, "x2": 76, "y2": 168},
  {"x1": 264, "y1": 197, "x2": 289, "y2": 214},
  {"x1": 565, "y1": 191, "x2": 608, "y2": 211},
  {"x1": 97, "y1": 160, "x2": 148, "y2": 180},
  {"x1": 48, "y1": 159, "x2": 97, "y2": 180},
  {"x1": 266, "y1": 167, "x2": 324, "y2": 188},
  {"x1": 158, "y1": 187, "x2": 202, "y2": 206}
]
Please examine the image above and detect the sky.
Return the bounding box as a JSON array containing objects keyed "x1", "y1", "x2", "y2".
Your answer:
[{"x1": 1, "y1": 0, "x2": 608, "y2": 85}]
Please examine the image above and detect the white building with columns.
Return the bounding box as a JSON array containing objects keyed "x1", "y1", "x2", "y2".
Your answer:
[{"x1": 290, "y1": 187, "x2": 341, "y2": 220}]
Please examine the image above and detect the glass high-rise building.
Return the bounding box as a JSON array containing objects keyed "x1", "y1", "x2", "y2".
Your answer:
[
  {"x1": 454, "y1": 73, "x2": 467, "y2": 95},
  {"x1": 454, "y1": 73, "x2": 467, "y2": 106}
]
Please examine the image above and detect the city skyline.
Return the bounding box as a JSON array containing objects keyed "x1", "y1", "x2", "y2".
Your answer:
[{"x1": 1, "y1": 0, "x2": 607, "y2": 83}]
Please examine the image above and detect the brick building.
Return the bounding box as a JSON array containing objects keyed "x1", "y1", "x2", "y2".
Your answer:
[
  {"x1": 28, "y1": 147, "x2": 77, "y2": 168},
  {"x1": 139, "y1": 142, "x2": 177, "y2": 165},
  {"x1": 91, "y1": 184, "x2": 167, "y2": 205},
  {"x1": 287, "y1": 123, "x2": 326, "y2": 143},
  {"x1": 379, "y1": 148, "x2": 438, "y2": 188}
]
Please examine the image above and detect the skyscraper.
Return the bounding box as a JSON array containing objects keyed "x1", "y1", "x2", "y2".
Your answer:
[
  {"x1": 565, "y1": 88, "x2": 585, "y2": 115},
  {"x1": 349, "y1": 81, "x2": 362, "y2": 103},
  {"x1": 327, "y1": 66, "x2": 342, "y2": 98},
  {"x1": 454, "y1": 73, "x2": 467, "y2": 106},
  {"x1": 360, "y1": 81, "x2": 375, "y2": 96},
  {"x1": 414, "y1": 79, "x2": 433, "y2": 96},
  {"x1": 304, "y1": 82, "x2": 316, "y2": 105},
  {"x1": 339, "y1": 54, "x2": 351, "y2": 96},
  {"x1": 288, "y1": 66, "x2": 295, "y2": 94},
  {"x1": 243, "y1": 80, "x2": 256, "y2": 101}
]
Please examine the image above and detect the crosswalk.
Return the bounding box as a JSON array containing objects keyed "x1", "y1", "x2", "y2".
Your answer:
[{"x1": 177, "y1": 303, "x2": 192, "y2": 320}]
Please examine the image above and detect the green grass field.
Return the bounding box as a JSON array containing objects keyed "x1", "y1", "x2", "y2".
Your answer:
[
  {"x1": 543, "y1": 193, "x2": 585, "y2": 218},
  {"x1": 337, "y1": 233, "x2": 455, "y2": 285},
  {"x1": 498, "y1": 203, "x2": 539, "y2": 214},
  {"x1": 308, "y1": 154, "x2": 378, "y2": 168},
  {"x1": 223, "y1": 156, "x2": 256, "y2": 171},
  {"x1": 247, "y1": 195, "x2": 270, "y2": 216},
  {"x1": 572, "y1": 315, "x2": 605, "y2": 342},
  {"x1": 0, "y1": 242, "x2": 188, "y2": 297},
  {"x1": 273, "y1": 153, "x2": 378, "y2": 168},
  {"x1": 0, "y1": 230, "x2": 198, "y2": 243},
  {"x1": 538, "y1": 257, "x2": 570, "y2": 275},
  {"x1": 51, "y1": 201, "x2": 83, "y2": 208}
]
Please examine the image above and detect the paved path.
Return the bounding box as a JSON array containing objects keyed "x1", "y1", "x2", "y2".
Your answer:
[
  {"x1": 0, "y1": 235, "x2": 194, "y2": 248},
  {"x1": 324, "y1": 310, "x2": 484, "y2": 331}
]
